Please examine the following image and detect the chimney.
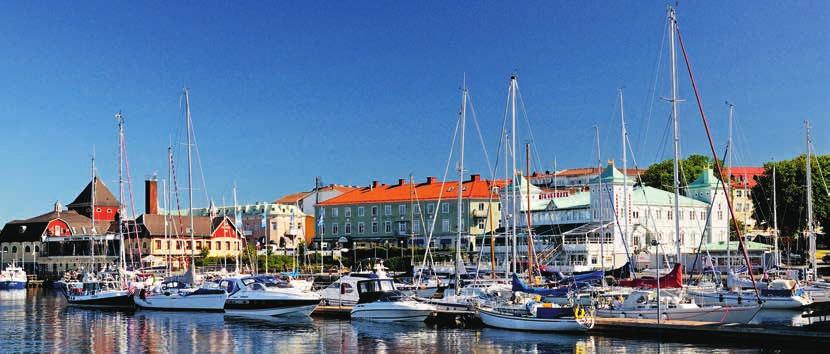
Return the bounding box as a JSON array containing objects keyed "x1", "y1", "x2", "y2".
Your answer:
[
  {"x1": 426, "y1": 176, "x2": 437, "y2": 184},
  {"x1": 469, "y1": 174, "x2": 481, "y2": 182},
  {"x1": 371, "y1": 180, "x2": 380, "y2": 188},
  {"x1": 145, "y1": 179, "x2": 158, "y2": 215},
  {"x1": 397, "y1": 178, "x2": 406, "y2": 186}
]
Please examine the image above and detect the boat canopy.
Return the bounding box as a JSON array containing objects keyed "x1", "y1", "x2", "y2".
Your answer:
[
  {"x1": 511, "y1": 273, "x2": 571, "y2": 297},
  {"x1": 617, "y1": 263, "x2": 683, "y2": 289}
]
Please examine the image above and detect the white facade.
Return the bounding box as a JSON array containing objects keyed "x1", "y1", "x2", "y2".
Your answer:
[{"x1": 501, "y1": 163, "x2": 729, "y2": 272}]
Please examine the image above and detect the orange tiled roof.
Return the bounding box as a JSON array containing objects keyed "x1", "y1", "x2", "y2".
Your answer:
[
  {"x1": 318, "y1": 175, "x2": 507, "y2": 206},
  {"x1": 276, "y1": 192, "x2": 309, "y2": 204},
  {"x1": 725, "y1": 166, "x2": 765, "y2": 188}
]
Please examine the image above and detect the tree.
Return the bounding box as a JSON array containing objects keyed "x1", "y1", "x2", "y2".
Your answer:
[
  {"x1": 751, "y1": 154, "x2": 830, "y2": 239},
  {"x1": 640, "y1": 154, "x2": 718, "y2": 193}
]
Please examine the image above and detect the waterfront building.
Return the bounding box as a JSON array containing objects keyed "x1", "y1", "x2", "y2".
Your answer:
[
  {"x1": 724, "y1": 166, "x2": 765, "y2": 233},
  {"x1": 125, "y1": 179, "x2": 244, "y2": 269},
  {"x1": 0, "y1": 177, "x2": 121, "y2": 275},
  {"x1": 315, "y1": 175, "x2": 505, "y2": 250},
  {"x1": 190, "y1": 201, "x2": 307, "y2": 254},
  {"x1": 499, "y1": 161, "x2": 729, "y2": 272},
  {"x1": 277, "y1": 184, "x2": 359, "y2": 216},
  {"x1": 529, "y1": 167, "x2": 644, "y2": 190}
]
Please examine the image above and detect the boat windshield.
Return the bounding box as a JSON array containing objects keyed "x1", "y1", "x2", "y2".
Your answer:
[{"x1": 357, "y1": 279, "x2": 395, "y2": 293}]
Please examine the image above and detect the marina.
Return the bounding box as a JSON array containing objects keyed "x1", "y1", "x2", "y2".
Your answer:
[{"x1": 0, "y1": 2, "x2": 829, "y2": 353}]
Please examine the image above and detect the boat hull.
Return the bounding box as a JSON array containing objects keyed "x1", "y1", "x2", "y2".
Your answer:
[
  {"x1": 596, "y1": 304, "x2": 760, "y2": 324},
  {"x1": 0, "y1": 281, "x2": 27, "y2": 290},
  {"x1": 224, "y1": 298, "x2": 320, "y2": 317},
  {"x1": 688, "y1": 290, "x2": 810, "y2": 310},
  {"x1": 65, "y1": 291, "x2": 135, "y2": 309},
  {"x1": 133, "y1": 291, "x2": 227, "y2": 312},
  {"x1": 351, "y1": 301, "x2": 435, "y2": 322},
  {"x1": 478, "y1": 308, "x2": 593, "y2": 332}
]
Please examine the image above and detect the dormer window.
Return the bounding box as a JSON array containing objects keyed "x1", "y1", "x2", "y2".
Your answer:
[{"x1": 19, "y1": 226, "x2": 26, "y2": 234}]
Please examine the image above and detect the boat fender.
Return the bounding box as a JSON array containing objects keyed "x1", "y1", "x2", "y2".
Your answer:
[
  {"x1": 719, "y1": 293, "x2": 724, "y2": 303},
  {"x1": 737, "y1": 296, "x2": 742, "y2": 304}
]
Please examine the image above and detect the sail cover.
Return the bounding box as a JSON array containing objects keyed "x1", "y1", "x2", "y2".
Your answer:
[
  {"x1": 617, "y1": 263, "x2": 683, "y2": 289},
  {"x1": 511, "y1": 273, "x2": 570, "y2": 297}
]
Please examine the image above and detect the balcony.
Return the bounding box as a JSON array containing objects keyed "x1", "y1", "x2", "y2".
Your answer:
[{"x1": 471, "y1": 209, "x2": 489, "y2": 218}]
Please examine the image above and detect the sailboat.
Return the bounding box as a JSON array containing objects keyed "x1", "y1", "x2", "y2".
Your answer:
[
  {"x1": 133, "y1": 88, "x2": 228, "y2": 311},
  {"x1": 63, "y1": 119, "x2": 134, "y2": 309}
]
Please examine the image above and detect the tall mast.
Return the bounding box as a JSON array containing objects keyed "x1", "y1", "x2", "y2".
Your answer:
[
  {"x1": 116, "y1": 112, "x2": 126, "y2": 272},
  {"x1": 595, "y1": 126, "x2": 604, "y2": 274},
  {"x1": 669, "y1": 7, "x2": 683, "y2": 265},
  {"x1": 772, "y1": 162, "x2": 779, "y2": 266},
  {"x1": 90, "y1": 153, "x2": 96, "y2": 270},
  {"x1": 233, "y1": 183, "x2": 240, "y2": 273},
  {"x1": 805, "y1": 120, "x2": 816, "y2": 280},
  {"x1": 455, "y1": 80, "x2": 467, "y2": 295},
  {"x1": 409, "y1": 174, "x2": 415, "y2": 266},
  {"x1": 166, "y1": 146, "x2": 174, "y2": 275},
  {"x1": 184, "y1": 88, "x2": 196, "y2": 272},
  {"x1": 316, "y1": 176, "x2": 322, "y2": 272},
  {"x1": 503, "y1": 131, "x2": 510, "y2": 278},
  {"x1": 726, "y1": 102, "x2": 734, "y2": 270},
  {"x1": 620, "y1": 88, "x2": 629, "y2": 269},
  {"x1": 510, "y1": 75, "x2": 518, "y2": 276},
  {"x1": 525, "y1": 143, "x2": 535, "y2": 284}
]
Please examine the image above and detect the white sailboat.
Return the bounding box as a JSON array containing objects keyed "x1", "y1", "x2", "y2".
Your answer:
[{"x1": 133, "y1": 88, "x2": 228, "y2": 311}]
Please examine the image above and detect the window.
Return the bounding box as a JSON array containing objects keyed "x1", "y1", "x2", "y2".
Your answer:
[
  {"x1": 667, "y1": 211, "x2": 673, "y2": 220},
  {"x1": 332, "y1": 223, "x2": 339, "y2": 235},
  {"x1": 96, "y1": 207, "x2": 102, "y2": 212},
  {"x1": 166, "y1": 240, "x2": 171, "y2": 250},
  {"x1": 344, "y1": 207, "x2": 351, "y2": 218},
  {"x1": 385, "y1": 205, "x2": 392, "y2": 216},
  {"x1": 701, "y1": 211, "x2": 706, "y2": 220},
  {"x1": 427, "y1": 203, "x2": 435, "y2": 214},
  {"x1": 478, "y1": 220, "x2": 485, "y2": 229},
  {"x1": 442, "y1": 220, "x2": 450, "y2": 232},
  {"x1": 358, "y1": 207, "x2": 365, "y2": 217},
  {"x1": 718, "y1": 211, "x2": 723, "y2": 220},
  {"x1": 331, "y1": 208, "x2": 339, "y2": 218},
  {"x1": 207, "y1": 242, "x2": 212, "y2": 250},
  {"x1": 384, "y1": 221, "x2": 391, "y2": 233},
  {"x1": 414, "y1": 204, "x2": 421, "y2": 215},
  {"x1": 24, "y1": 246, "x2": 31, "y2": 253},
  {"x1": 225, "y1": 241, "x2": 230, "y2": 250},
  {"x1": 358, "y1": 222, "x2": 365, "y2": 234},
  {"x1": 399, "y1": 205, "x2": 406, "y2": 215},
  {"x1": 11, "y1": 246, "x2": 17, "y2": 253},
  {"x1": 371, "y1": 222, "x2": 378, "y2": 233},
  {"x1": 155, "y1": 240, "x2": 161, "y2": 249},
  {"x1": 345, "y1": 223, "x2": 351, "y2": 235},
  {"x1": 196, "y1": 242, "x2": 202, "y2": 250},
  {"x1": 398, "y1": 222, "x2": 407, "y2": 233},
  {"x1": 442, "y1": 203, "x2": 449, "y2": 213},
  {"x1": 320, "y1": 207, "x2": 325, "y2": 216},
  {"x1": 215, "y1": 241, "x2": 221, "y2": 250},
  {"x1": 371, "y1": 206, "x2": 378, "y2": 216},
  {"x1": 413, "y1": 222, "x2": 421, "y2": 234},
  {"x1": 736, "y1": 190, "x2": 742, "y2": 197},
  {"x1": 478, "y1": 203, "x2": 485, "y2": 211}
]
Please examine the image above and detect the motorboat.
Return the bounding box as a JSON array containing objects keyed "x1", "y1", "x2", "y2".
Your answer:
[
  {"x1": 478, "y1": 296, "x2": 594, "y2": 332},
  {"x1": 61, "y1": 271, "x2": 134, "y2": 309},
  {"x1": 0, "y1": 262, "x2": 27, "y2": 290},
  {"x1": 221, "y1": 276, "x2": 320, "y2": 317},
  {"x1": 597, "y1": 290, "x2": 761, "y2": 324},
  {"x1": 350, "y1": 278, "x2": 436, "y2": 322},
  {"x1": 687, "y1": 279, "x2": 812, "y2": 309},
  {"x1": 318, "y1": 264, "x2": 398, "y2": 306},
  {"x1": 134, "y1": 280, "x2": 228, "y2": 312}
]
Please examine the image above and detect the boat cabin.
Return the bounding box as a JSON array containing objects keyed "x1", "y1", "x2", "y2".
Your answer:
[{"x1": 355, "y1": 279, "x2": 403, "y2": 304}]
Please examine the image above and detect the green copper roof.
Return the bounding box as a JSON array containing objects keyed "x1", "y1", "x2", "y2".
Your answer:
[
  {"x1": 630, "y1": 186, "x2": 709, "y2": 207},
  {"x1": 699, "y1": 240, "x2": 772, "y2": 252},
  {"x1": 550, "y1": 191, "x2": 591, "y2": 210},
  {"x1": 589, "y1": 163, "x2": 630, "y2": 184},
  {"x1": 688, "y1": 168, "x2": 721, "y2": 189}
]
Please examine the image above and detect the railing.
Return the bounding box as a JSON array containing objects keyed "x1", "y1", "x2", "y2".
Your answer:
[{"x1": 562, "y1": 234, "x2": 614, "y2": 245}]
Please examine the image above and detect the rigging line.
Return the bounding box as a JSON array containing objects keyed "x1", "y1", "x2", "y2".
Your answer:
[
  {"x1": 689, "y1": 146, "x2": 730, "y2": 280},
  {"x1": 121, "y1": 124, "x2": 145, "y2": 264},
  {"x1": 188, "y1": 111, "x2": 211, "y2": 208},
  {"x1": 809, "y1": 143, "x2": 830, "y2": 197},
  {"x1": 676, "y1": 24, "x2": 761, "y2": 299},
  {"x1": 466, "y1": 93, "x2": 495, "y2": 178},
  {"x1": 514, "y1": 85, "x2": 544, "y2": 172},
  {"x1": 415, "y1": 110, "x2": 461, "y2": 287},
  {"x1": 637, "y1": 14, "x2": 670, "y2": 162}
]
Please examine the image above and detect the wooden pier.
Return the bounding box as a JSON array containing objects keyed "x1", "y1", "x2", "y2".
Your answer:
[
  {"x1": 312, "y1": 305, "x2": 352, "y2": 319},
  {"x1": 593, "y1": 317, "x2": 830, "y2": 344}
]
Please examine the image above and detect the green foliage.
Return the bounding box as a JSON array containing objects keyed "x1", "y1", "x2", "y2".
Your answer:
[
  {"x1": 751, "y1": 154, "x2": 830, "y2": 238},
  {"x1": 640, "y1": 154, "x2": 719, "y2": 192}
]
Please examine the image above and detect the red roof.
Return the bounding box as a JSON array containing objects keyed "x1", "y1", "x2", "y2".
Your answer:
[
  {"x1": 318, "y1": 175, "x2": 506, "y2": 206},
  {"x1": 725, "y1": 166, "x2": 765, "y2": 188},
  {"x1": 275, "y1": 185, "x2": 359, "y2": 204}
]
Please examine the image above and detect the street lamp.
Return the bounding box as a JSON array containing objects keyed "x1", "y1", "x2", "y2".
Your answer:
[{"x1": 400, "y1": 240, "x2": 404, "y2": 258}]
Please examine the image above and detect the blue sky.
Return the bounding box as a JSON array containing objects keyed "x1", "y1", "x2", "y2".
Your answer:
[{"x1": 0, "y1": 1, "x2": 827, "y2": 223}]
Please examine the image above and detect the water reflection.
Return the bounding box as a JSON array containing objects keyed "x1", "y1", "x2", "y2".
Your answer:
[{"x1": 0, "y1": 290, "x2": 824, "y2": 353}]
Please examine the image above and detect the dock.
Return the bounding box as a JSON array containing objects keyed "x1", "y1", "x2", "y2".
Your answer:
[
  {"x1": 312, "y1": 305, "x2": 352, "y2": 319},
  {"x1": 594, "y1": 317, "x2": 830, "y2": 344}
]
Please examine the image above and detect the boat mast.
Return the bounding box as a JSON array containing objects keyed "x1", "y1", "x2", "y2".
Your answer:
[
  {"x1": 184, "y1": 88, "x2": 196, "y2": 272},
  {"x1": 669, "y1": 7, "x2": 683, "y2": 266},
  {"x1": 525, "y1": 143, "x2": 535, "y2": 285},
  {"x1": 317, "y1": 176, "x2": 322, "y2": 273},
  {"x1": 772, "y1": 162, "x2": 779, "y2": 266},
  {"x1": 620, "y1": 88, "x2": 629, "y2": 270},
  {"x1": 805, "y1": 120, "x2": 816, "y2": 281},
  {"x1": 455, "y1": 79, "x2": 467, "y2": 295},
  {"x1": 503, "y1": 131, "x2": 510, "y2": 278},
  {"x1": 90, "y1": 153, "x2": 97, "y2": 271},
  {"x1": 595, "y1": 126, "x2": 604, "y2": 274},
  {"x1": 726, "y1": 102, "x2": 734, "y2": 270},
  {"x1": 409, "y1": 174, "x2": 415, "y2": 266},
  {"x1": 233, "y1": 183, "x2": 240, "y2": 273},
  {"x1": 510, "y1": 75, "x2": 518, "y2": 276},
  {"x1": 116, "y1": 112, "x2": 127, "y2": 273}
]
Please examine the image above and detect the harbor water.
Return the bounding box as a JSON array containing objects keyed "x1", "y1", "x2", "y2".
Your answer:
[{"x1": 0, "y1": 289, "x2": 824, "y2": 353}]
